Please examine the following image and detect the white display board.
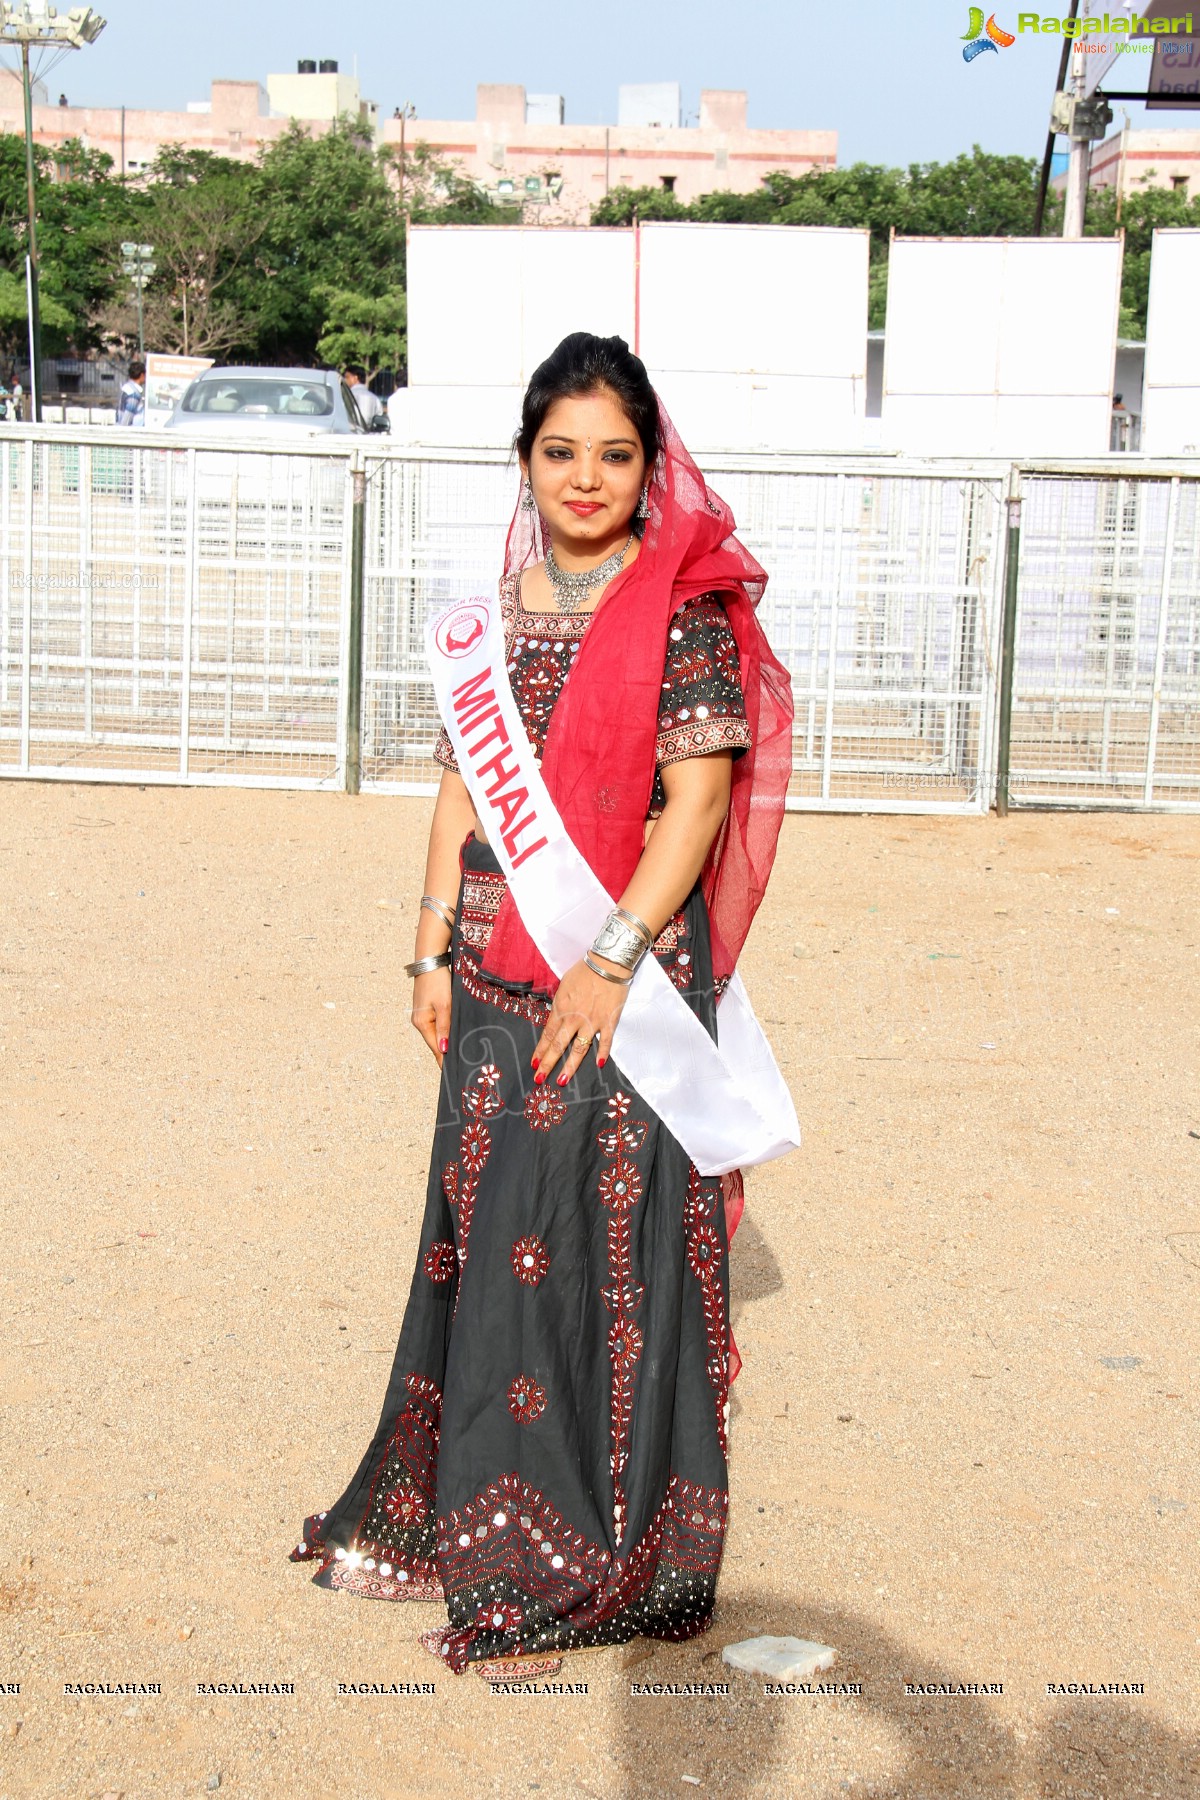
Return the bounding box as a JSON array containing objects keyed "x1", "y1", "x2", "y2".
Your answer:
[
  {"x1": 638, "y1": 223, "x2": 869, "y2": 451},
  {"x1": 406, "y1": 226, "x2": 635, "y2": 391},
  {"x1": 881, "y1": 237, "x2": 1123, "y2": 456},
  {"x1": 402, "y1": 221, "x2": 871, "y2": 452},
  {"x1": 1141, "y1": 229, "x2": 1200, "y2": 454}
]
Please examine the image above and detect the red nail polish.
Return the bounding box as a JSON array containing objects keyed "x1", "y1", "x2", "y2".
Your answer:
[
  {"x1": 597, "y1": 1055, "x2": 607, "y2": 1069},
  {"x1": 534, "y1": 1069, "x2": 546, "y2": 1085},
  {"x1": 439, "y1": 1038, "x2": 449, "y2": 1054},
  {"x1": 556, "y1": 1072, "x2": 568, "y2": 1086},
  {"x1": 531, "y1": 1054, "x2": 540, "y2": 1070}
]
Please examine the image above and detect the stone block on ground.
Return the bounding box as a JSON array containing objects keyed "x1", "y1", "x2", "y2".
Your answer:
[{"x1": 721, "y1": 1636, "x2": 838, "y2": 1681}]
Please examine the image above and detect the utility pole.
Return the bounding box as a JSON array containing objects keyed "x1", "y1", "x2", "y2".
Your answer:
[
  {"x1": 0, "y1": 3, "x2": 106, "y2": 422},
  {"x1": 395, "y1": 100, "x2": 415, "y2": 209},
  {"x1": 1033, "y1": 0, "x2": 1079, "y2": 234},
  {"x1": 1051, "y1": 83, "x2": 1112, "y2": 239},
  {"x1": 1063, "y1": 131, "x2": 1093, "y2": 239},
  {"x1": 19, "y1": 38, "x2": 41, "y2": 420}
]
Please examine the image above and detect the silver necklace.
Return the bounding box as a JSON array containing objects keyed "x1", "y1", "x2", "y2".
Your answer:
[{"x1": 544, "y1": 532, "x2": 634, "y2": 612}]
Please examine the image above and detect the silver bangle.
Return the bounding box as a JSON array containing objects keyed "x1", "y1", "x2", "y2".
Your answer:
[
  {"x1": 611, "y1": 905, "x2": 653, "y2": 946},
  {"x1": 584, "y1": 951, "x2": 634, "y2": 985},
  {"x1": 420, "y1": 894, "x2": 456, "y2": 930},
  {"x1": 405, "y1": 951, "x2": 452, "y2": 978},
  {"x1": 590, "y1": 912, "x2": 649, "y2": 972}
]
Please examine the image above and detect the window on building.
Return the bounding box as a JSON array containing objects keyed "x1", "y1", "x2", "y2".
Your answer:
[
  {"x1": 1171, "y1": 175, "x2": 1189, "y2": 192},
  {"x1": 660, "y1": 174, "x2": 677, "y2": 193}
]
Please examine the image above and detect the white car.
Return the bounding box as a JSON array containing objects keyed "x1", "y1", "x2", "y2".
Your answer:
[{"x1": 162, "y1": 366, "x2": 387, "y2": 437}]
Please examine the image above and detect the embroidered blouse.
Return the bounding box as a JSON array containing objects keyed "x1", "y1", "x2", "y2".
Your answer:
[{"x1": 433, "y1": 570, "x2": 751, "y2": 815}]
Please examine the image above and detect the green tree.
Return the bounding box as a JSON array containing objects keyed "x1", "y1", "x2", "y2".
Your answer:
[
  {"x1": 138, "y1": 146, "x2": 262, "y2": 356},
  {"x1": 591, "y1": 148, "x2": 1065, "y2": 329},
  {"x1": 315, "y1": 287, "x2": 407, "y2": 383},
  {"x1": 0, "y1": 131, "x2": 131, "y2": 352},
  {"x1": 1083, "y1": 176, "x2": 1200, "y2": 338},
  {"x1": 589, "y1": 185, "x2": 691, "y2": 226},
  {"x1": 234, "y1": 118, "x2": 406, "y2": 363},
  {"x1": 0, "y1": 266, "x2": 73, "y2": 361}
]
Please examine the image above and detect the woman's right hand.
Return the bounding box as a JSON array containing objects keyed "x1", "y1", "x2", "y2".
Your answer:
[{"x1": 411, "y1": 966, "x2": 452, "y2": 1067}]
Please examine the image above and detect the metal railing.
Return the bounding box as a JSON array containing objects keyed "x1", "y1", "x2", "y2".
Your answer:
[
  {"x1": 1005, "y1": 464, "x2": 1200, "y2": 810},
  {"x1": 0, "y1": 428, "x2": 350, "y2": 787},
  {"x1": 2, "y1": 426, "x2": 1198, "y2": 811}
]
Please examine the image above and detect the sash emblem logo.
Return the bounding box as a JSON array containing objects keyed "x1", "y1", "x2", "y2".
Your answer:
[{"x1": 435, "y1": 605, "x2": 488, "y2": 659}]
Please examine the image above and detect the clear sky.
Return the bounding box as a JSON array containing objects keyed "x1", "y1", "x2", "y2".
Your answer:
[{"x1": 24, "y1": 0, "x2": 1195, "y2": 166}]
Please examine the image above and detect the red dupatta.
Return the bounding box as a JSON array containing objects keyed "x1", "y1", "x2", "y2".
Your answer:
[{"x1": 478, "y1": 396, "x2": 795, "y2": 1003}]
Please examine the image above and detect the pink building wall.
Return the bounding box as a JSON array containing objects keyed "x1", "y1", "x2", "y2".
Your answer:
[
  {"x1": 1087, "y1": 127, "x2": 1200, "y2": 200},
  {"x1": 0, "y1": 73, "x2": 349, "y2": 177},
  {"x1": 0, "y1": 72, "x2": 836, "y2": 216},
  {"x1": 383, "y1": 86, "x2": 837, "y2": 220}
]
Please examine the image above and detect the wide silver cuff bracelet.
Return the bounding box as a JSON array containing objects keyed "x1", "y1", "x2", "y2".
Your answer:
[{"x1": 590, "y1": 912, "x2": 649, "y2": 972}]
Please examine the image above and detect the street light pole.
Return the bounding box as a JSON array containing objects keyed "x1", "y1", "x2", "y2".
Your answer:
[
  {"x1": 19, "y1": 36, "x2": 41, "y2": 420},
  {"x1": 0, "y1": 3, "x2": 107, "y2": 422},
  {"x1": 120, "y1": 242, "x2": 155, "y2": 357}
]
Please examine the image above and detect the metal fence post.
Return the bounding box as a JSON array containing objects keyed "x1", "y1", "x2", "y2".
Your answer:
[
  {"x1": 994, "y1": 466, "x2": 1023, "y2": 817},
  {"x1": 1143, "y1": 475, "x2": 1180, "y2": 807},
  {"x1": 345, "y1": 458, "x2": 367, "y2": 795}
]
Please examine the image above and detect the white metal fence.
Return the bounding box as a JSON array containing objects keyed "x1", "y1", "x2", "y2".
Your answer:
[
  {"x1": 2, "y1": 426, "x2": 1198, "y2": 811},
  {"x1": 1009, "y1": 467, "x2": 1200, "y2": 809},
  {"x1": 0, "y1": 430, "x2": 349, "y2": 787}
]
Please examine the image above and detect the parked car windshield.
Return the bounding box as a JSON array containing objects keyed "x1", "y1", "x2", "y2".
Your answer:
[{"x1": 181, "y1": 378, "x2": 334, "y2": 417}]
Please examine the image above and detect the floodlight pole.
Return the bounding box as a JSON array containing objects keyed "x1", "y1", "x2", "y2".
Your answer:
[
  {"x1": 20, "y1": 38, "x2": 43, "y2": 420},
  {"x1": 1, "y1": 4, "x2": 108, "y2": 422}
]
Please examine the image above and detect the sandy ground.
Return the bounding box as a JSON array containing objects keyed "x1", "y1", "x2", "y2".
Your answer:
[{"x1": 0, "y1": 782, "x2": 1197, "y2": 1800}]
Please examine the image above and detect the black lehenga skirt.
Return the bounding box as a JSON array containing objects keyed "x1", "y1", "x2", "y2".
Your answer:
[{"x1": 290, "y1": 833, "x2": 734, "y2": 1673}]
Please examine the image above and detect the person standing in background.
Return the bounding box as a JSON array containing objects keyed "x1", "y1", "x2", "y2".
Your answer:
[
  {"x1": 343, "y1": 366, "x2": 382, "y2": 426},
  {"x1": 116, "y1": 360, "x2": 146, "y2": 426}
]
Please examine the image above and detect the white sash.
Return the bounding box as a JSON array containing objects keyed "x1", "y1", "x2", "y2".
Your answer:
[{"x1": 426, "y1": 594, "x2": 801, "y2": 1177}]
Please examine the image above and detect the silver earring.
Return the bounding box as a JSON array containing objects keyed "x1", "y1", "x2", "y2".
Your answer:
[
  {"x1": 521, "y1": 479, "x2": 536, "y2": 512},
  {"x1": 636, "y1": 486, "x2": 649, "y2": 521}
]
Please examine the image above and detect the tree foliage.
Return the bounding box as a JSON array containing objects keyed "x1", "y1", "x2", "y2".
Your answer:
[
  {"x1": 0, "y1": 124, "x2": 1188, "y2": 369},
  {"x1": 0, "y1": 133, "x2": 134, "y2": 354},
  {"x1": 94, "y1": 145, "x2": 262, "y2": 357},
  {"x1": 1082, "y1": 176, "x2": 1200, "y2": 338},
  {"x1": 315, "y1": 288, "x2": 407, "y2": 383},
  {"x1": 231, "y1": 120, "x2": 407, "y2": 363},
  {"x1": 591, "y1": 148, "x2": 1069, "y2": 328},
  {"x1": 0, "y1": 267, "x2": 72, "y2": 361}
]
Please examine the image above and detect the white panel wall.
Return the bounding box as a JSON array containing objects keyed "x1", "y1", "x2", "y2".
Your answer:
[
  {"x1": 882, "y1": 238, "x2": 1123, "y2": 456},
  {"x1": 638, "y1": 223, "x2": 869, "y2": 451},
  {"x1": 406, "y1": 226, "x2": 635, "y2": 391},
  {"x1": 1142, "y1": 229, "x2": 1200, "y2": 455}
]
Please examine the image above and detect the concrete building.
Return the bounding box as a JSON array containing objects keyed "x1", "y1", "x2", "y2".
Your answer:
[
  {"x1": 1057, "y1": 124, "x2": 1200, "y2": 202},
  {"x1": 0, "y1": 66, "x2": 834, "y2": 216},
  {"x1": 381, "y1": 85, "x2": 837, "y2": 221},
  {"x1": 0, "y1": 61, "x2": 377, "y2": 178}
]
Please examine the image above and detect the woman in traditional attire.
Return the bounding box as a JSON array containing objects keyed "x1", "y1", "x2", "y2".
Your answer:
[{"x1": 291, "y1": 333, "x2": 798, "y2": 1678}]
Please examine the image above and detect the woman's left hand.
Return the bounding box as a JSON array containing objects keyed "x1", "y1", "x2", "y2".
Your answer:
[{"x1": 531, "y1": 957, "x2": 630, "y2": 1086}]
